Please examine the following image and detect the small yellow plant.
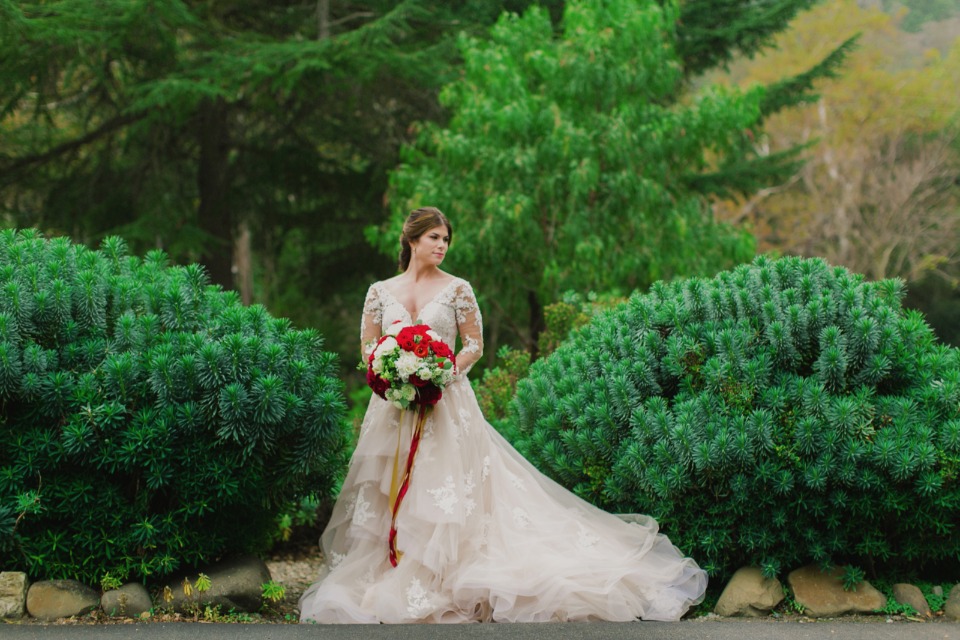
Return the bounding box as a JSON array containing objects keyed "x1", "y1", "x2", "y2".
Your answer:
[{"x1": 261, "y1": 580, "x2": 286, "y2": 603}]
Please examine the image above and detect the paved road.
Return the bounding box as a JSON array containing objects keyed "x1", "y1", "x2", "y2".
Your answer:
[{"x1": 1, "y1": 620, "x2": 957, "y2": 640}]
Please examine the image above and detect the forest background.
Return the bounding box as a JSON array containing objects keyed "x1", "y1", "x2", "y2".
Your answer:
[{"x1": 2, "y1": 0, "x2": 959, "y2": 403}]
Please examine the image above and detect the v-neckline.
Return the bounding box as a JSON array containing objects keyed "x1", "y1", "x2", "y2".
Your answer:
[{"x1": 379, "y1": 277, "x2": 459, "y2": 322}]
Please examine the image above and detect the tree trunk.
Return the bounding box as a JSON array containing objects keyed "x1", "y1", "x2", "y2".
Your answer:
[
  {"x1": 317, "y1": 0, "x2": 330, "y2": 39},
  {"x1": 261, "y1": 226, "x2": 277, "y2": 308},
  {"x1": 197, "y1": 98, "x2": 234, "y2": 290},
  {"x1": 235, "y1": 220, "x2": 253, "y2": 305}
]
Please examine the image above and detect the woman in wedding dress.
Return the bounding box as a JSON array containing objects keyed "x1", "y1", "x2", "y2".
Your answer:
[{"x1": 299, "y1": 207, "x2": 707, "y2": 623}]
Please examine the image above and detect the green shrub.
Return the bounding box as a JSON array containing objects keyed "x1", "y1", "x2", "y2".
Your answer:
[
  {"x1": 475, "y1": 346, "x2": 532, "y2": 430},
  {"x1": 509, "y1": 255, "x2": 960, "y2": 579},
  {"x1": 0, "y1": 229, "x2": 349, "y2": 583}
]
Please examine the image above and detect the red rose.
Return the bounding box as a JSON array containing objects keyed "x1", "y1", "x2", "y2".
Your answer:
[
  {"x1": 430, "y1": 341, "x2": 452, "y2": 359},
  {"x1": 398, "y1": 334, "x2": 416, "y2": 351},
  {"x1": 366, "y1": 369, "x2": 389, "y2": 399},
  {"x1": 409, "y1": 374, "x2": 428, "y2": 387},
  {"x1": 413, "y1": 342, "x2": 430, "y2": 358},
  {"x1": 416, "y1": 384, "x2": 442, "y2": 406},
  {"x1": 398, "y1": 324, "x2": 430, "y2": 342}
]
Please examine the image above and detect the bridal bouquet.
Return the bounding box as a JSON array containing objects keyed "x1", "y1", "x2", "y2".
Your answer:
[
  {"x1": 365, "y1": 321, "x2": 456, "y2": 410},
  {"x1": 365, "y1": 321, "x2": 456, "y2": 566}
]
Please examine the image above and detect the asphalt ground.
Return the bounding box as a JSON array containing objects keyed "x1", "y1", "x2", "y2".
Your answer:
[{"x1": 1, "y1": 620, "x2": 957, "y2": 640}]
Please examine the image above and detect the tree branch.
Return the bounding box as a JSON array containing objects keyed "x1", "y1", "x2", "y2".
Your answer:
[
  {"x1": 0, "y1": 111, "x2": 143, "y2": 178},
  {"x1": 328, "y1": 11, "x2": 376, "y2": 29}
]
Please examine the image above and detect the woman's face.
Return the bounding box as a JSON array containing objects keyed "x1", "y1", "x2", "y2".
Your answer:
[{"x1": 413, "y1": 225, "x2": 450, "y2": 266}]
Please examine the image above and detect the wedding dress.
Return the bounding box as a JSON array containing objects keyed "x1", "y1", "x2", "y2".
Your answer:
[{"x1": 299, "y1": 277, "x2": 707, "y2": 623}]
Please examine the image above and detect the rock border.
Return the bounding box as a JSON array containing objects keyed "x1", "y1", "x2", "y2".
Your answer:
[
  {"x1": 711, "y1": 564, "x2": 960, "y2": 622},
  {"x1": 2, "y1": 555, "x2": 275, "y2": 622},
  {"x1": 2, "y1": 558, "x2": 959, "y2": 623}
]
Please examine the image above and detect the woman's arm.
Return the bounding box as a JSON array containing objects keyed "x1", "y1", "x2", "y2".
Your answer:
[
  {"x1": 452, "y1": 280, "x2": 484, "y2": 377},
  {"x1": 360, "y1": 284, "x2": 383, "y2": 361}
]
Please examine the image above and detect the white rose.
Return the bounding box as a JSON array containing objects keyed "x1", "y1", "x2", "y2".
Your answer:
[
  {"x1": 401, "y1": 384, "x2": 416, "y2": 401},
  {"x1": 416, "y1": 367, "x2": 433, "y2": 381},
  {"x1": 373, "y1": 336, "x2": 398, "y2": 359},
  {"x1": 385, "y1": 321, "x2": 405, "y2": 337},
  {"x1": 395, "y1": 351, "x2": 420, "y2": 378},
  {"x1": 372, "y1": 356, "x2": 384, "y2": 374},
  {"x1": 426, "y1": 330, "x2": 441, "y2": 341}
]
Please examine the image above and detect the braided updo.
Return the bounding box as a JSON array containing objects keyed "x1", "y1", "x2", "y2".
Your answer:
[{"x1": 398, "y1": 207, "x2": 453, "y2": 271}]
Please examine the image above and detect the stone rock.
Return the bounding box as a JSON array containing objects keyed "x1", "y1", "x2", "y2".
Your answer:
[
  {"x1": 101, "y1": 583, "x2": 153, "y2": 618},
  {"x1": 714, "y1": 567, "x2": 784, "y2": 617},
  {"x1": 0, "y1": 572, "x2": 29, "y2": 619},
  {"x1": 932, "y1": 585, "x2": 944, "y2": 597},
  {"x1": 26, "y1": 580, "x2": 99, "y2": 621},
  {"x1": 787, "y1": 565, "x2": 886, "y2": 617},
  {"x1": 891, "y1": 583, "x2": 931, "y2": 617},
  {"x1": 160, "y1": 555, "x2": 271, "y2": 614},
  {"x1": 944, "y1": 584, "x2": 960, "y2": 621}
]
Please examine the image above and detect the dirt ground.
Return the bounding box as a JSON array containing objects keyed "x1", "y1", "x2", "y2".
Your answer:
[{"x1": 263, "y1": 541, "x2": 326, "y2": 622}]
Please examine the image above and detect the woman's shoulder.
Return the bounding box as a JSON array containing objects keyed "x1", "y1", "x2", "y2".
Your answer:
[
  {"x1": 436, "y1": 275, "x2": 478, "y2": 306},
  {"x1": 438, "y1": 272, "x2": 468, "y2": 288},
  {"x1": 448, "y1": 274, "x2": 475, "y2": 289},
  {"x1": 431, "y1": 270, "x2": 468, "y2": 286},
  {"x1": 364, "y1": 279, "x2": 390, "y2": 303},
  {"x1": 437, "y1": 274, "x2": 476, "y2": 299},
  {"x1": 370, "y1": 275, "x2": 404, "y2": 298},
  {"x1": 367, "y1": 276, "x2": 407, "y2": 291}
]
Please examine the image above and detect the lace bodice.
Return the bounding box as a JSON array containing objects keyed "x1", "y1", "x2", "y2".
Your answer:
[{"x1": 361, "y1": 277, "x2": 484, "y2": 377}]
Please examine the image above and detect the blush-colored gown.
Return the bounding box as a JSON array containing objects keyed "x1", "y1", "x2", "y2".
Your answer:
[{"x1": 298, "y1": 277, "x2": 707, "y2": 623}]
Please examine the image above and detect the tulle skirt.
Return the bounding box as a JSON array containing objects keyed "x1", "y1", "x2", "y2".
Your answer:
[{"x1": 299, "y1": 379, "x2": 707, "y2": 623}]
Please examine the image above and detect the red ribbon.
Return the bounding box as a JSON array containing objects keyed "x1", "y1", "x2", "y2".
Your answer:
[{"x1": 388, "y1": 403, "x2": 428, "y2": 567}]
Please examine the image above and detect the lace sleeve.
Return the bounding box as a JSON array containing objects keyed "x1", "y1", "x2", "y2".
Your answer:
[
  {"x1": 360, "y1": 284, "x2": 383, "y2": 361},
  {"x1": 453, "y1": 280, "x2": 484, "y2": 377}
]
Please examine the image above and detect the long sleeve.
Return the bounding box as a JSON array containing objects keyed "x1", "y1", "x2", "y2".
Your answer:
[
  {"x1": 360, "y1": 284, "x2": 383, "y2": 361},
  {"x1": 452, "y1": 280, "x2": 484, "y2": 377}
]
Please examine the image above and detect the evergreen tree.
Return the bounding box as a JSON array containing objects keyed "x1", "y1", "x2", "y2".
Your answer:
[
  {"x1": 382, "y1": 0, "x2": 854, "y2": 353},
  {"x1": 0, "y1": 0, "x2": 557, "y2": 297}
]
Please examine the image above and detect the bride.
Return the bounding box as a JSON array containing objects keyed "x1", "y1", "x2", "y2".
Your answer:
[{"x1": 299, "y1": 207, "x2": 707, "y2": 623}]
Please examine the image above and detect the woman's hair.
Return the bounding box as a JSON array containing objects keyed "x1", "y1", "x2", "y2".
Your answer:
[{"x1": 398, "y1": 207, "x2": 453, "y2": 271}]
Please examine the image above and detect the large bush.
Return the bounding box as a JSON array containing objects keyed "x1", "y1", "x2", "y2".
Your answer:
[
  {"x1": 0, "y1": 229, "x2": 349, "y2": 583},
  {"x1": 509, "y1": 255, "x2": 960, "y2": 579}
]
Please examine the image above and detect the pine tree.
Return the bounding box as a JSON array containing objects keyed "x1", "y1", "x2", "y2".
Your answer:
[{"x1": 0, "y1": 0, "x2": 557, "y2": 292}]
